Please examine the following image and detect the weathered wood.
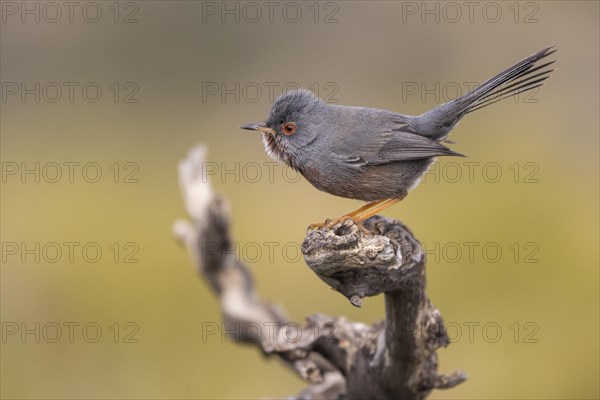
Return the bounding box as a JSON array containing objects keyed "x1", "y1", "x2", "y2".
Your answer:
[
  {"x1": 174, "y1": 145, "x2": 466, "y2": 399},
  {"x1": 303, "y1": 217, "x2": 466, "y2": 399}
]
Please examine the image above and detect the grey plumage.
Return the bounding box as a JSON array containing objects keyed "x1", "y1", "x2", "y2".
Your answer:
[{"x1": 242, "y1": 47, "x2": 556, "y2": 203}]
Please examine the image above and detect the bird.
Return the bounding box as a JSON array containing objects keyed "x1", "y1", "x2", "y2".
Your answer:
[{"x1": 241, "y1": 47, "x2": 556, "y2": 230}]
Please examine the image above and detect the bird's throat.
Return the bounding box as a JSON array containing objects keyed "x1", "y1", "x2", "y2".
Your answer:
[{"x1": 261, "y1": 133, "x2": 301, "y2": 171}]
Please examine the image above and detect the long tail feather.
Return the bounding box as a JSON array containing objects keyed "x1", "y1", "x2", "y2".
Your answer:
[
  {"x1": 464, "y1": 60, "x2": 555, "y2": 113},
  {"x1": 412, "y1": 46, "x2": 556, "y2": 141},
  {"x1": 467, "y1": 67, "x2": 554, "y2": 113}
]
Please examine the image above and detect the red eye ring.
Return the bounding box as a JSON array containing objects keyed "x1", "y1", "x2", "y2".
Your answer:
[{"x1": 282, "y1": 122, "x2": 297, "y2": 136}]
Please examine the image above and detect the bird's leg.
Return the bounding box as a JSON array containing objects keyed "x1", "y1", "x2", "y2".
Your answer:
[
  {"x1": 326, "y1": 198, "x2": 402, "y2": 234},
  {"x1": 309, "y1": 199, "x2": 387, "y2": 229},
  {"x1": 343, "y1": 199, "x2": 388, "y2": 218},
  {"x1": 354, "y1": 197, "x2": 403, "y2": 222}
]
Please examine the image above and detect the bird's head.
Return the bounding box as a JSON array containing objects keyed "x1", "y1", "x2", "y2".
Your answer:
[{"x1": 241, "y1": 89, "x2": 323, "y2": 169}]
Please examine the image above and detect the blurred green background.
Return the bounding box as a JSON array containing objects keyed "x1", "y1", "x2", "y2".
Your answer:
[{"x1": 1, "y1": 1, "x2": 598, "y2": 399}]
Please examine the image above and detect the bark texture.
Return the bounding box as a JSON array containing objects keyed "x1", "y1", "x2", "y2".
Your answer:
[{"x1": 174, "y1": 145, "x2": 466, "y2": 399}]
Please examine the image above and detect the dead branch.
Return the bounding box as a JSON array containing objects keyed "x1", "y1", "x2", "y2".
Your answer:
[{"x1": 174, "y1": 145, "x2": 466, "y2": 399}]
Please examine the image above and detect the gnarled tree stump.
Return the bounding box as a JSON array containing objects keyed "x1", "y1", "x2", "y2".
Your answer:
[{"x1": 174, "y1": 145, "x2": 466, "y2": 399}]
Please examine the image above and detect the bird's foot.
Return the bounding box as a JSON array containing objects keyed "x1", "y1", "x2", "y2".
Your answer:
[
  {"x1": 308, "y1": 216, "x2": 371, "y2": 235},
  {"x1": 308, "y1": 198, "x2": 405, "y2": 235}
]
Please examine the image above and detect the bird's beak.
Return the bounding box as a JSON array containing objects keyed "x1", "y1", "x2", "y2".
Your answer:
[{"x1": 240, "y1": 123, "x2": 276, "y2": 136}]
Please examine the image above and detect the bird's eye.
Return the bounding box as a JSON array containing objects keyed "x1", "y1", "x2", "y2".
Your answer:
[{"x1": 281, "y1": 122, "x2": 297, "y2": 136}]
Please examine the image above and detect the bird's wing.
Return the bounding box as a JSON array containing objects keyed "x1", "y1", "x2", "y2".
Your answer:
[{"x1": 331, "y1": 130, "x2": 464, "y2": 166}]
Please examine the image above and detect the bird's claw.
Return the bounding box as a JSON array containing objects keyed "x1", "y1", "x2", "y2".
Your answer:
[
  {"x1": 308, "y1": 216, "x2": 371, "y2": 235},
  {"x1": 308, "y1": 222, "x2": 325, "y2": 230}
]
